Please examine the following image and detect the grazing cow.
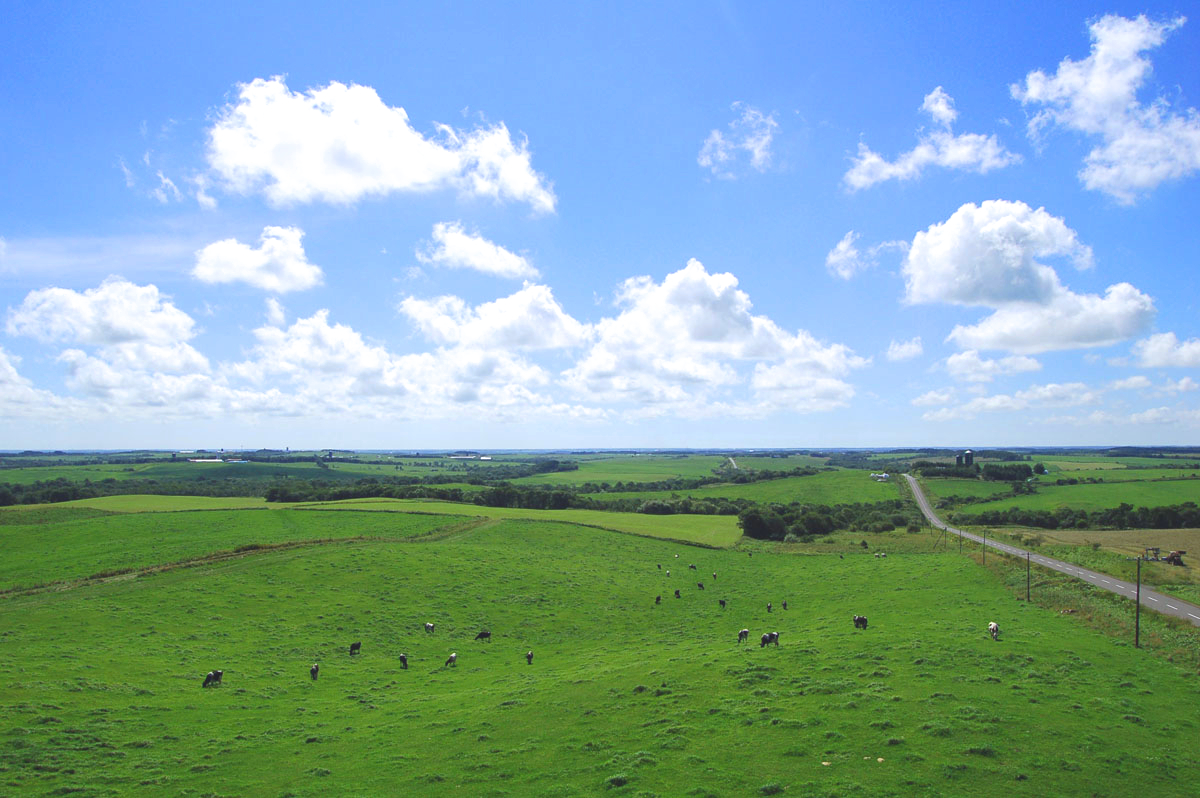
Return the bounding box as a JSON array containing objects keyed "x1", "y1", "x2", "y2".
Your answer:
[
  {"x1": 689, "y1": 564, "x2": 698, "y2": 571},
  {"x1": 767, "y1": 602, "x2": 772, "y2": 612},
  {"x1": 988, "y1": 622, "x2": 999, "y2": 641},
  {"x1": 349, "y1": 641, "x2": 361, "y2": 655},
  {"x1": 674, "y1": 589, "x2": 681, "y2": 599},
  {"x1": 782, "y1": 601, "x2": 788, "y2": 611},
  {"x1": 760, "y1": 632, "x2": 779, "y2": 648},
  {"x1": 853, "y1": 615, "x2": 868, "y2": 630},
  {"x1": 666, "y1": 571, "x2": 670, "y2": 577},
  {"x1": 697, "y1": 582, "x2": 705, "y2": 590},
  {"x1": 310, "y1": 663, "x2": 319, "y2": 681},
  {"x1": 474, "y1": 630, "x2": 492, "y2": 642},
  {"x1": 425, "y1": 622, "x2": 435, "y2": 633},
  {"x1": 880, "y1": 552, "x2": 887, "y2": 558},
  {"x1": 738, "y1": 628, "x2": 750, "y2": 644},
  {"x1": 718, "y1": 599, "x2": 726, "y2": 609},
  {"x1": 399, "y1": 653, "x2": 408, "y2": 670},
  {"x1": 712, "y1": 572, "x2": 717, "y2": 580},
  {"x1": 657, "y1": 564, "x2": 662, "y2": 570},
  {"x1": 526, "y1": 650, "x2": 534, "y2": 665},
  {"x1": 445, "y1": 652, "x2": 457, "y2": 667},
  {"x1": 202, "y1": 670, "x2": 223, "y2": 688},
  {"x1": 655, "y1": 595, "x2": 661, "y2": 605}
]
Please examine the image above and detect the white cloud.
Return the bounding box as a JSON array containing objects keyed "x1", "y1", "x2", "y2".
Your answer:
[
  {"x1": 207, "y1": 76, "x2": 556, "y2": 213},
  {"x1": 7, "y1": 278, "x2": 209, "y2": 378},
  {"x1": 698, "y1": 103, "x2": 779, "y2": 178},
  {"x1": 1162, "y1": 376, "x2": 1199, "y2": 394},
  {"x1": 193, "y1": 226, "x2": 323, "y2": 293},
  {"x1": 265, "y1": 297, "x2": 286, "y2": 327},
  {"x1": 912, "y1": 388, "x2": 955, "y2": 407},
  {"x1": 153, "y1": 171, "x2": 183, "y2": 204},
  {"x1": 399, "y1": 283, "x2": 590, "y2": 350},
  {"x1": 904, "y1": 200, "x2": 1154, "y2": 353},
  {"x1": 0, "y1": 346, "x2": 70, "y2": 417},
  {"x1": 415, "y1": 222, "x2": 537, "y2": 279},
  {"x1": 825, "y1": 231, "x2": 907, "y2": 280},
  {"x1": 1110, "y1": 375, "x2": 1152, "y2": 390},
  {"x1": 886, "y1": 337, "x2": 923, "y2": 361},
  {"x1": 563, "y1": 259, "x2": 866, "y2": 414},
  {"x1": 945, "y1": 350, "x2": 1041, "y2": 383},
  {"x1": 1129, "y1": 406, "x2": 1200, "y2": 425},
  {"x1": 921, "y1": 381, "x2": 1095, "y2": 421},
  {"x1": 1133, "y1": 332, "x2": 1200, "y2": 367},
  {"x1": 845, "y1": 87, "x2": 1020, "y2": 190},
  {"x1": 1012, "y1": 14, "x2": 1200, "y2": 203}
]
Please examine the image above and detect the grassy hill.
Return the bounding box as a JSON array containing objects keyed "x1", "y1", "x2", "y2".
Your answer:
[{"x1": 3, "y1": 503, "x2": 1200, "y2": 796}]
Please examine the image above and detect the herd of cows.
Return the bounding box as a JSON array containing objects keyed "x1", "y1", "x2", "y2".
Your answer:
[{"x1": 199, "y1": 551, "x2": 1002, "y2": 688}]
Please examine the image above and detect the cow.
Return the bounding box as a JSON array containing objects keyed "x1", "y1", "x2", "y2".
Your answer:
[
  {"x1": 424, "y1": 622, "x2": 435, "y2": 633},
  {"x1": 657, "y1": 564, "x2": 662, "y2": 570},
  {"x1": 853, "y1": 615, "x2": 868, "y2": 630},
  {"x1": 526, "y1": 651, "x2": 534, "y2": 665},
  {"x1": 310, "y1": 663, "x2": 319, "y2": 681},
  {"x1": 718, "y1": 599, "x2": 726, "y2": 609},
  {"x1": 782, "y1": 601, "x2": 788, "y2": 611},
  {"x1": 767, "y1": 602, "x2": 772, "y2": 612},
  {"x1": 988, "y1": 622, "x2": 999, "y2": 641},
  {"x1": 760, "y1": 632, "x2": 779, "y2": 647},
  {"x1": 666, "y1": 570, "x2": 670, "y2": 577},
  {"x1": 689, "y1": 564, "x2": 698, "y2": 571},
  {"x1": 474, "y1": 630, "x2": 492, "y2": 642},
  {"x1": 202, "y1": 670, "x2": 223, "y2": 688},
  {"x1": 674, "y1": 589, "x2": 682, "y2": 599},
  {"x1": 655, "y1": 595, "x2": 661, "y2": 605},
  {"x1": 399, "y1": 653, "x2": 408, "y2": 670},
  {"x1": 349, "y1": 641, "x2": 361, "y2": 655},
  {"x1": 712, "y1": 572, "x2": 717, "y2": 581},
  {"x1": 738, "y1": 628, "x2": 750, "y2": 644},
  {"x1": 697, "y1": 582, "x2": 705, "y2": 590},
  {"x1": 445, "y1": 652, "x2": 457, "y2": 667}
]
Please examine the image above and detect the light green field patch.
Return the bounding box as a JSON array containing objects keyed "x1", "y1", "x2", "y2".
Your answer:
[
  {"x1": 66, "y1": 494, "x2": 270, "y2": 512},
  {"x1": 292, "y1": 497, "x2": 743, "y2": 546},
  {"x1": 581, "y1": 469, "x2": 900, "y2": 506}
]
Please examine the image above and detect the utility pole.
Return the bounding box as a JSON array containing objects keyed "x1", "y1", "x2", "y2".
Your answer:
[
  {"x1": 983, "y1": 529, "x2": 987, "y2": 565},
  {"x1": 1026, "y1": 552, "x2": 1031, "y2": 601}
]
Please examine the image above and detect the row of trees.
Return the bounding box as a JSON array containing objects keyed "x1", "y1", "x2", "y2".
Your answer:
[
  {"x1": 953, "y1": 501, "x2": 1200, "y2": 530},
  {"x1": 739, "y1": 500, "x2": 922, "y2": 541}
]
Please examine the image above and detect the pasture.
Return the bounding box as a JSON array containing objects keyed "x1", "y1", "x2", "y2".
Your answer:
[
  {"x1": 956, "y1": 479, "x2": 1200, "y2": 515},
  {"x1": 4, "y1": 506, "x2": 1200, "y2": 796}
]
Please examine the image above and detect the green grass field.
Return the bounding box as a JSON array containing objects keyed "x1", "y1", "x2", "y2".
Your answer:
[
  {"x1": 957, "y1": 479, "x2": 1200, "y2": 515},
  {"x1": 292, "y1": 498, "x2": 743, "y2": 547},
  {"x1": 4, "y1": 508, "x2": 1200, "y2": 796},
  {"x1": 578, "y1": 470, "x2": 900, "y2": 506}
]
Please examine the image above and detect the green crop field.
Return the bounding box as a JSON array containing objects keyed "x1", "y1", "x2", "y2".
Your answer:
[
  {"x1": 580, "y1": 470, "x2": 900, "y2": 506},
  {"x1": 511, "y1": 454, "x2": 828, "y2": 486},
  {"x1": 3, "y1": 507, "x2": 1200, "y2": 797},
  {"x1": 915, "y1": 478, "x2": 1015, "y2": 503}
]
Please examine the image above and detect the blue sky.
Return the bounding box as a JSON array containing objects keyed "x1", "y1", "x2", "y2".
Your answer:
[{"x1": 3, "y1": 1, "x2": 1199, "y2": 450}]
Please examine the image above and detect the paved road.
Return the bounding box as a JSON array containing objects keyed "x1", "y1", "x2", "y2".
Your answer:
[{"x1": 904, "y1": 474, "x2": 1200, "y2": 628}]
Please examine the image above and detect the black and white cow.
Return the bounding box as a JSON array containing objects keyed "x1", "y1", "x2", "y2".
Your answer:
[
  {"x1": 760, "y1": 632, "x2": 779, "y2": 647},
  {"x1": 988, "y1": 622, "x2": 999, "y2": 641},
  {"x1": 474, "y1": 630, "x2": 492, "y2": 642},
  {"x1": 853, "y1": 615, "x2": 868, "y2": 630},
  {"x1": 310, "y1": 663, "x2": 319, "y2": 681},
  {"x1": 425, "y1": 622, "x2": 435, "y2": 633},
  {"x1": 526, "y1": 650, "x2": 534, "y2": 665},
  {"x1": 399, "y1": 653, "x2": 408, "y2": 670},
  {"x1": 738, "y1": 628, "x2": 750, "y2": 643},
  {"x1": 445, "y1": 652, "x2": 458, "y2": 667},
  {"x1": 202, "y1": 670, "x2": 223, "y2": 688}
]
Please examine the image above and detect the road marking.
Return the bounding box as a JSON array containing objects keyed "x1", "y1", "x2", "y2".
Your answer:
[
  {"x1": 1147, "y1": 597, "x2": 1159, "y2": 602},
  {"x1": 1166, "y1": 605, "x2": 1179, "y2": 610},
  {"x1": 1189, "y1": 614, "x2": 1200, "y2": 620}
]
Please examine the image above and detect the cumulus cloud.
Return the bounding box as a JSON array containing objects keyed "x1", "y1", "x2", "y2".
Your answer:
[
  {"x1": 265, "y1": 297, "x2": 286, "y2": 327},
  {"x1": 1110, "y1": 375, "x2": 1152, "y2": 390},
  {"x1": 193, "y1": 226, "x2": 323, "y2": 293},
  {"x1": 1133, "y1": 332, "x2": 1200, "y2": 367},
  {"x1": 399, "y1": 283, "x2": 590, "y2": 350},
  {"x1": 904, "y1": 200, "x2": 1154, "y2": 353},
  {"x1": 845, "y1": 87, "x2": 1020, "y2": 190},
  {"x1": 825, "y1": 231, "x2": 907, "y2": 280},
  {"x1": 1012, "y1": 14, "x2": 1200, "y2": 203},
  {"x1": 207, "y1": 76, "x2": 556, "y2": 213},
  {"x1": 698, "y1": 103, "x2": 779, "y2": 178},
  {"x1": 945, "y1": 350, "x2": 1041, "y2": 382},
  {"x1": 886, "y1": 337, "x2": 923, "y2": 361},
  {"x1": 415, "y1": 222, "x2": 537, "y2": 279},
  {"x1": 563, "y1": 259, "x2": 866, "y2": 414},
  {"x1": 0, "y1": 346, "x2": 70, "y2": 417}
]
